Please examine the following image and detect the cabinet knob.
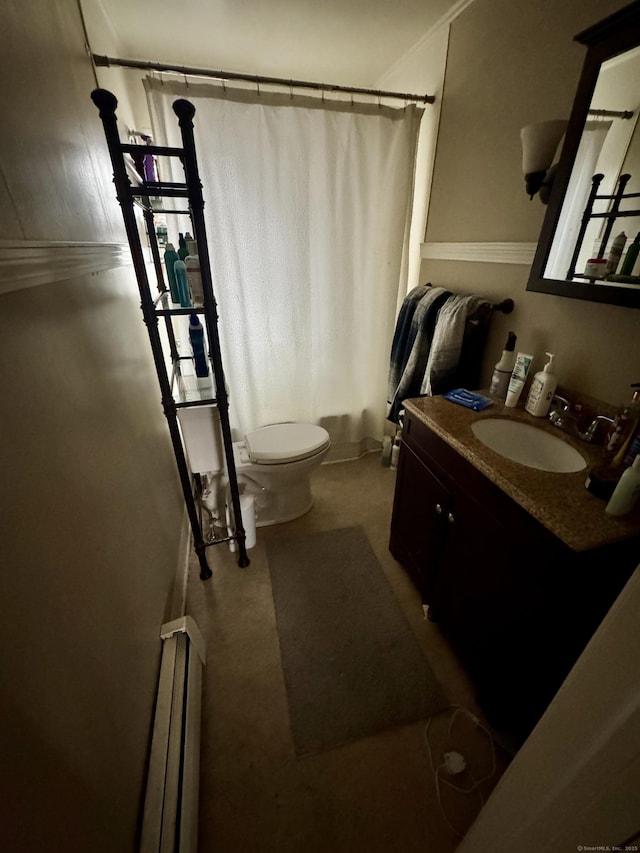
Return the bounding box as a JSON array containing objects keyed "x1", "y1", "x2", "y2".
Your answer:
[
  {"x1": 435, "y1": 503, "x2": 443, "y2": 514},
  {"x1": 447, "y1": 512, "x2": 455, "y2": 524}
]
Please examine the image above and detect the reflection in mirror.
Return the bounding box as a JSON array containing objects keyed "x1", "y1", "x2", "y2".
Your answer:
[
  {"x1": 544, "y1": 46, "x2": 640, "y2": 287},
  {"x1": 526, "y1": 1, "x2": 640, "y2": 309}
]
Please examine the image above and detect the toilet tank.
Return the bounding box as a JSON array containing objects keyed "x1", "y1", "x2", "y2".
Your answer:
[{"x1": 177, "y1": 405, "x2": 224, "y2": 474}]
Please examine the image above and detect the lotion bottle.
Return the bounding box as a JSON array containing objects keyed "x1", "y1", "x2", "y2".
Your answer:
[
  {"x1": 489, "y1": 331, "x2": 517, "y2": 401},
  {"x1": 605, "y1": 455, "x2": 640, "y2": 516},
  {"x1": 525, "y1": 352, "x2": 558, "y2": 417}
]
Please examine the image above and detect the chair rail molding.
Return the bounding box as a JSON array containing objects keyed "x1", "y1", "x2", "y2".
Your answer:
[
  {"x1": 421, "y1": 241, "x2": 537, "y2": 265},
  {"x1": 0, "y1": 240, "x2": 131, "y2": 295}
]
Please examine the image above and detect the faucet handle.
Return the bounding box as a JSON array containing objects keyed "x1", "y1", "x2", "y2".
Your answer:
[
  {"x1": 550, "y1": 394, "x2": 571, "y2": 413},
  {"x1": 548, "y1": 395, "x2": 571, "y2": 425}
]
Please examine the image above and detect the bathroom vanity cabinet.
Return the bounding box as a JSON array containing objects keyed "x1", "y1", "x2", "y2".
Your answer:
[{"x1": 390, "y1": 402, "x2": 640, "y2": 739}]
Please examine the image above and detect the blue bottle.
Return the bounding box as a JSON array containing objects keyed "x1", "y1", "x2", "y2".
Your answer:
[
  {"x1": 174, "y1": 259, "x2": 191, "y2": 308},
  {"x1": 188, "y1": 313, "x2": 209, "y2": 377},
  {"x1": 163, "y1": 243, "x2": 180, "y2": 303}
]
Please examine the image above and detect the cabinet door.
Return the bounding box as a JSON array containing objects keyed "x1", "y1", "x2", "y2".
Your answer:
[
  {"x1": 433, "y1": 483, "x2": 556, "y2": 736},
  {"x1": 389, "y1": 442, "x2": 450, "y2": 603}
]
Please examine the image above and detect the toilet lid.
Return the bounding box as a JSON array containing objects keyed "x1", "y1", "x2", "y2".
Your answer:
[{"x1": 244, "y1": 423, "x2": 330, "y2": 464}]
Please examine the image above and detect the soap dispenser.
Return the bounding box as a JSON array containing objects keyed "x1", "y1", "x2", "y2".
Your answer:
[{"x1": 525, "y1": 352, "x2": 557, "y2": 417}]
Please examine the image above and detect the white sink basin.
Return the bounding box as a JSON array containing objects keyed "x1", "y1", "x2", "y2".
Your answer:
[{"x1": 471, "y1": 418, "x2": 586, "y2": 473}]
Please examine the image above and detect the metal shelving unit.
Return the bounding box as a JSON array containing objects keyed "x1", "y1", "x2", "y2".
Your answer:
[
  {"x1": 566, "y1": 172, "x2": 640, "y2": 281},
  {"x1": 91, "y1": 88, "x2": 249, "y2": 578}
]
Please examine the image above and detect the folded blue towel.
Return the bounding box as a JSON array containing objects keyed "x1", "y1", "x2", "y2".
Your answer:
[{"x1": 443, "y1": 389, "x2": 493, "y2": 411}]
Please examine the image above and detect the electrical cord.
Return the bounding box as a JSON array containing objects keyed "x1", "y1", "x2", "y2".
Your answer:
[{"x1": 424, "y1": 704, "x2": 497, "y2": 838}]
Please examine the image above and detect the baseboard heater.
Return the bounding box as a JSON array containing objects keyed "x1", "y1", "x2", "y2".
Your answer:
[{"x1": 140, "y1": 616, "x2": 206, "y2": 853}]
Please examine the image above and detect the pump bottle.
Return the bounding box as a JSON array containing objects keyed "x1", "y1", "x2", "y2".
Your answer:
[
  {"x1": 525, "y1": 352, "x2": 558, "y2": 417},
  {"x1": 489, "y1": 331, "x2": 517, "y2": 401},
  {"x1": 178, "y1": 232, "x2": 189, "y2": 260},
  {"x1": 605, "y1": 456, "x2": 640, "y2": 516}
]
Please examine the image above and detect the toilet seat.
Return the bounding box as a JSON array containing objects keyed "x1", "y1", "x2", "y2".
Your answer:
[{"x1": 244, "y1": 423, "x2": 330, "y2": 465}]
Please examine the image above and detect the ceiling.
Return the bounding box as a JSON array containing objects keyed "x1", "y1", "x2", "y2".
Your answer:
[{"x1": 86, "y1": 0, "x2": 463, "y2": 88}]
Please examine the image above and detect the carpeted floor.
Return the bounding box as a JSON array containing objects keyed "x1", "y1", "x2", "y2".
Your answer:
[{"x1": 186, "y1": 452, "x2": 510, "y2": 853}]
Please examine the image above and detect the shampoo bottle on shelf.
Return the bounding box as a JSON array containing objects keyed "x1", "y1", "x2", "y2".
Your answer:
[
  {"x1": 185, "y1": 238, "x2": 204, "y2": 306},
  {"x1": 489, "y1": 331, "x2": 517, "y2": 400},
  {"x1": 525, "y1": 352, "x2": 558, "y2": 417},
  {"x1": 605, "y1": 455, "x2": 640, "y2": 516},
  {"x1": 620, "y1": 232, "x2": 640, "y2": 276},
  {"x1": 163, "y1": 243, "x2": 180, "y2": 303},
  {"x1": 605, "y1": 231, "x2": 627, "y2": 277},
  {"x1": 188, "y1": 313, "x2": 209, "y2": 377},
  {"x1": 174, "y1": 259, "x2": 192, "y2": 308}
]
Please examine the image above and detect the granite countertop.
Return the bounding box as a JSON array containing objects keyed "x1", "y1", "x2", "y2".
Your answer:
[{"x1": 403, "y1": 394, "x2": 640, "y2": 552}]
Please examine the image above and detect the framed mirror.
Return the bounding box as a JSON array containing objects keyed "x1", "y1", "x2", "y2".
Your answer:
[{"x1": 527, "y1": 1, "x2": 640, "y2": 309}]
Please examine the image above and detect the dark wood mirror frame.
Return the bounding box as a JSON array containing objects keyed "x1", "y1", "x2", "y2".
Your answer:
[{"x1": 526, "y1": 1, "x2": 640, "y2": 309}]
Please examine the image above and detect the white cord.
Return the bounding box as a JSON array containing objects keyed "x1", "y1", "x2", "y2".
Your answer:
[{"x1": 424, "y1": 704, "x2": 497, "y2": 838}]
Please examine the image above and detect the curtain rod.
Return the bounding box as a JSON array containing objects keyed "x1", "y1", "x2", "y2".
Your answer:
[
  {"x1": 92, "y1": 54, "x2": 435, "y2": 105},
  {"x1": 588, "y1": 108, "x2": 634, "y2": 119}
]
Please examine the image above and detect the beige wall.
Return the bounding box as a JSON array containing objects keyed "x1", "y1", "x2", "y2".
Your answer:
[
  {"x1": 422, "y1": 0, "x2": 640, "y2": 406},
  {"x1": 0, "y1": 2, "x2": 185, "y2": 850},
  {"x1": 376, "y1": 26, "x2": 450, "y2": 301}
]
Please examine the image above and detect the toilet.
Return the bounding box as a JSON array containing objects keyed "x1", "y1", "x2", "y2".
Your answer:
[
  {"x1": 233, "y1": 422, "x2": 331, "y2": 526},
  {"x1": 177, "y1": 407, "x2": 330, "y2": 529}
]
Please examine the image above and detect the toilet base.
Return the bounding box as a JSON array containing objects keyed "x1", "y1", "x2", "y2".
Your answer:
[
  {"x1": 255, "y1": 499, "x2": 314, "y2": 527},
  {"x1": 239, "y1": 474, "x2": 314, "y2": 527}
]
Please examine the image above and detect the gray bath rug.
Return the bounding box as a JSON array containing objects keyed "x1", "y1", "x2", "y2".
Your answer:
[{"x1": 267, "y1": 525, "x2": 448, "y2": 757}]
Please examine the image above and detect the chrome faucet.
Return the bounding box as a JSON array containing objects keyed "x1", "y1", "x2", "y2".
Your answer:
[
  {"x1": 547, "y1": 395, "x2": 613, "y2": 443},
  {"x1": 577, "y1": 414, "x2": 614, "y2": 443}
]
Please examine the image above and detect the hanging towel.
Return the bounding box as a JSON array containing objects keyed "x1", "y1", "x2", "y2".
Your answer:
[
  {"x1": 387, "y1": 286, "x2": 451, "y2": 424},
  {"x1": 387, "y1": 283, "x2": 431, "y2": 404},
  {"x1": 421, "y1": 294, "x2": 492, "y2": 396}
]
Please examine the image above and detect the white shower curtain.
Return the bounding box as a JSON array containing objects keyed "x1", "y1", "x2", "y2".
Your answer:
[
  {"x1": 544, "y1": 121, "x2": 612, "y2": 281},
  {"x1": 145, "y1": 77, "x2": 423, "y2": 459}
]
